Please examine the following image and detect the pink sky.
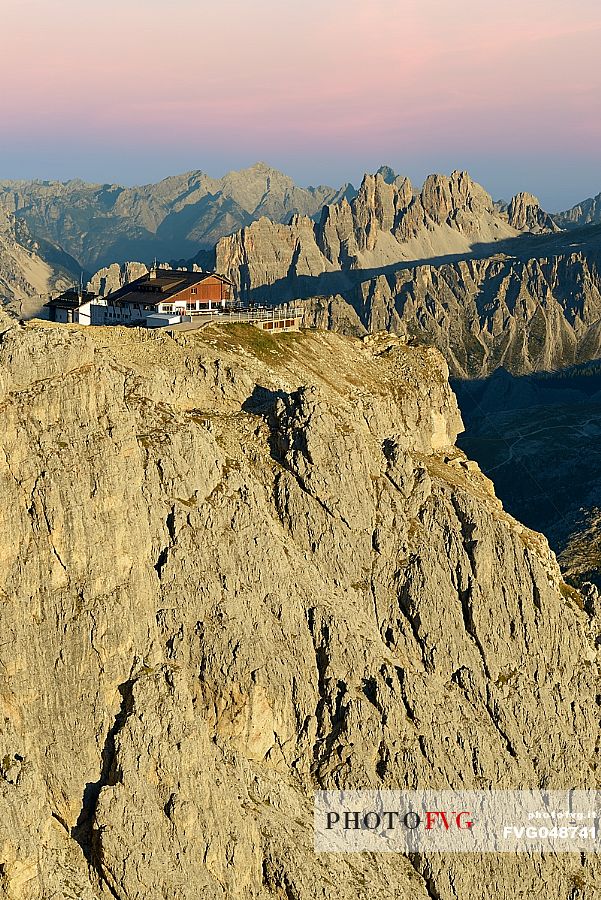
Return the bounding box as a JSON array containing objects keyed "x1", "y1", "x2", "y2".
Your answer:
[{"x1": 1, "y1": 0, "x2": 600, "y2": 208}]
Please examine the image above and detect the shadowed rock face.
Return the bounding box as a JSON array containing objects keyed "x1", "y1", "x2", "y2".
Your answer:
[
  {"x1": 0, "y1": 209, "x2": 75, "y2": 314},
  {"x1": 0, "y1": 319, "x2": 598, "y2": 898},
  {"x1": 301, "y1": 244, "x2": 601, "y2": 377},
  {"x1": 454, "y1": 362, "x2": 601, "y2": 590}
]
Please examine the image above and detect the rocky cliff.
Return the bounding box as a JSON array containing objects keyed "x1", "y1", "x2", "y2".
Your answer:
[
  {"x1": 0, "y1": 318, "x2": 598, "y2": 898},
  {"x1": 214, "y1": 170, "x2": 555, "y2": 299},
  {"x1": 88, "y1": 261, "x2": 152, "y2": 297},
  {"x1": 87, "y1": 261, "x2": 212, "y2": 298},
  {"x1": 301, "y1": 239, "x2": 601, "y2": 377},
  {"x1": 507, "y1": 192, "x2": 559, "y2": 233}
]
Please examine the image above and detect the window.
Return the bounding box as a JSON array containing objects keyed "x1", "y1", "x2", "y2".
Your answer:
[{"x1": 190, "y1": 288, "x2": 197, "y2": 295}]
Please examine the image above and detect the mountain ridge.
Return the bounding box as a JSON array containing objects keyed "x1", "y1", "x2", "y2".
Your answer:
[
  {"x1": 5, "y1": 161, "x2": 591, "y2": 280},
  {"x1": 213, "y1": 169, "x2": 558, "y2": 299},
  {"x1": 555, "y1": 191, "x2": 601, "y2": 229},
  {"x1": 298, "y1": 226, "x2": 601, "y2": 378}
]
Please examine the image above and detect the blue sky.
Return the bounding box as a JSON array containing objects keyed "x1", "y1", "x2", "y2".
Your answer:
[{"x1": 1, "y1": 0, "x2": 600, "y2": 210}]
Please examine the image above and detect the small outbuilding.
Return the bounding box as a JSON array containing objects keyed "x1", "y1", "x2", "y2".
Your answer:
[{"x1": 44, "y1": 289, "x2": 100, "y2": 325}]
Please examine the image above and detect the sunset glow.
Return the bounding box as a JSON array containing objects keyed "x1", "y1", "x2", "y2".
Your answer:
[{"x1": 1, "y1": 0, "x2": 600, "y2": 208}]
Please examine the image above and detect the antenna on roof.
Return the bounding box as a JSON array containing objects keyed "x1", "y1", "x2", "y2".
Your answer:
[{"x1": 79, "y1": 271, "x2": 84, "y2": 299}]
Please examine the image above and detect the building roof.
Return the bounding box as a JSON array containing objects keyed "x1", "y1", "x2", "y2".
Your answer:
[
  {"x1": 106, "y1": 268, "x2": 233, "y2": 307},
  {"x1": 45, "y1": 290, "x2": 96, "y2": 310}
]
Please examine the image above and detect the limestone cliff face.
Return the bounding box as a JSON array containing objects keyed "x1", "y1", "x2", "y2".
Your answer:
[
  {"x1": 88, "y1": 261, "x2": 149, "y2": 297},
  {"x1": 507, "y1": 192, "x2": 559, "y2": 233},
  {"x1": 0, "y1": 320, "x2": 598, "y2": 898},
  {"x1": 215, "y1": 171, "x2": 553, "y2": 298}
]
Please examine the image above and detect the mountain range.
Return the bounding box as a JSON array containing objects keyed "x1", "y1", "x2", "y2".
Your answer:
[
  {"x1": 207, "y1": 169, "x2": 601, "y2": 377},
  {"x1": 297, "y1": 223, "x2": 601, "y2": 377},
  {"x1": 0, "y1": 162, "x2": 353, "y2": 274},
  {"x1": 0, "y1": 161, "x2": 598, "y2": 283},
  {"x1": 212, "y1": 170, "x2": 559, "y2": 298},
  {"x1": 555, "y1": 191, "x2": 601, "y2": 229}
]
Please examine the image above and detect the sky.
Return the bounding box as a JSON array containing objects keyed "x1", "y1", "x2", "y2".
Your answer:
[{"x1": 1, "y1": 0, "x2": 600, "y2": 211}]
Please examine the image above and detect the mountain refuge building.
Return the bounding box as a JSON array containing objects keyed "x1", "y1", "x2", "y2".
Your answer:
[
  {"x1": 103, "y1": 268, "x2": 233, "y2": 324},
  {"x1": 45, "y1": 268, "x2": 234, "y2": 327},
  {"x1": 43, "y1": 266, "x2": 302, "y2": 332}
]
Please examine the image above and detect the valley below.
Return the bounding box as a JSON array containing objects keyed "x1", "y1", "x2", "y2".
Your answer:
[{"x1": 455, "y1": 364, "x2": 601, "y2": 587}]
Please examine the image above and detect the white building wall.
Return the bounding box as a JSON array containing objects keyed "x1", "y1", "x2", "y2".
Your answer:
[
  {"x1": 77, "y1": 302, "x2": 92, "y2": 326},
  {"x1": 90, "y1": 302, "x2": 107, "y2": 325}
]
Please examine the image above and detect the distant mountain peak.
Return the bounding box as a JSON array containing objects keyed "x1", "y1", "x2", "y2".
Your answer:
[
  {"x1": 554, "y1": 190, "x2": 601, "y2": 229},
  {"x1": 376, "y1": 165, "x2": 397, "y2": 184},
  {"x1": 507, "y1": 192, "x2": 560, "y2": 233}
]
